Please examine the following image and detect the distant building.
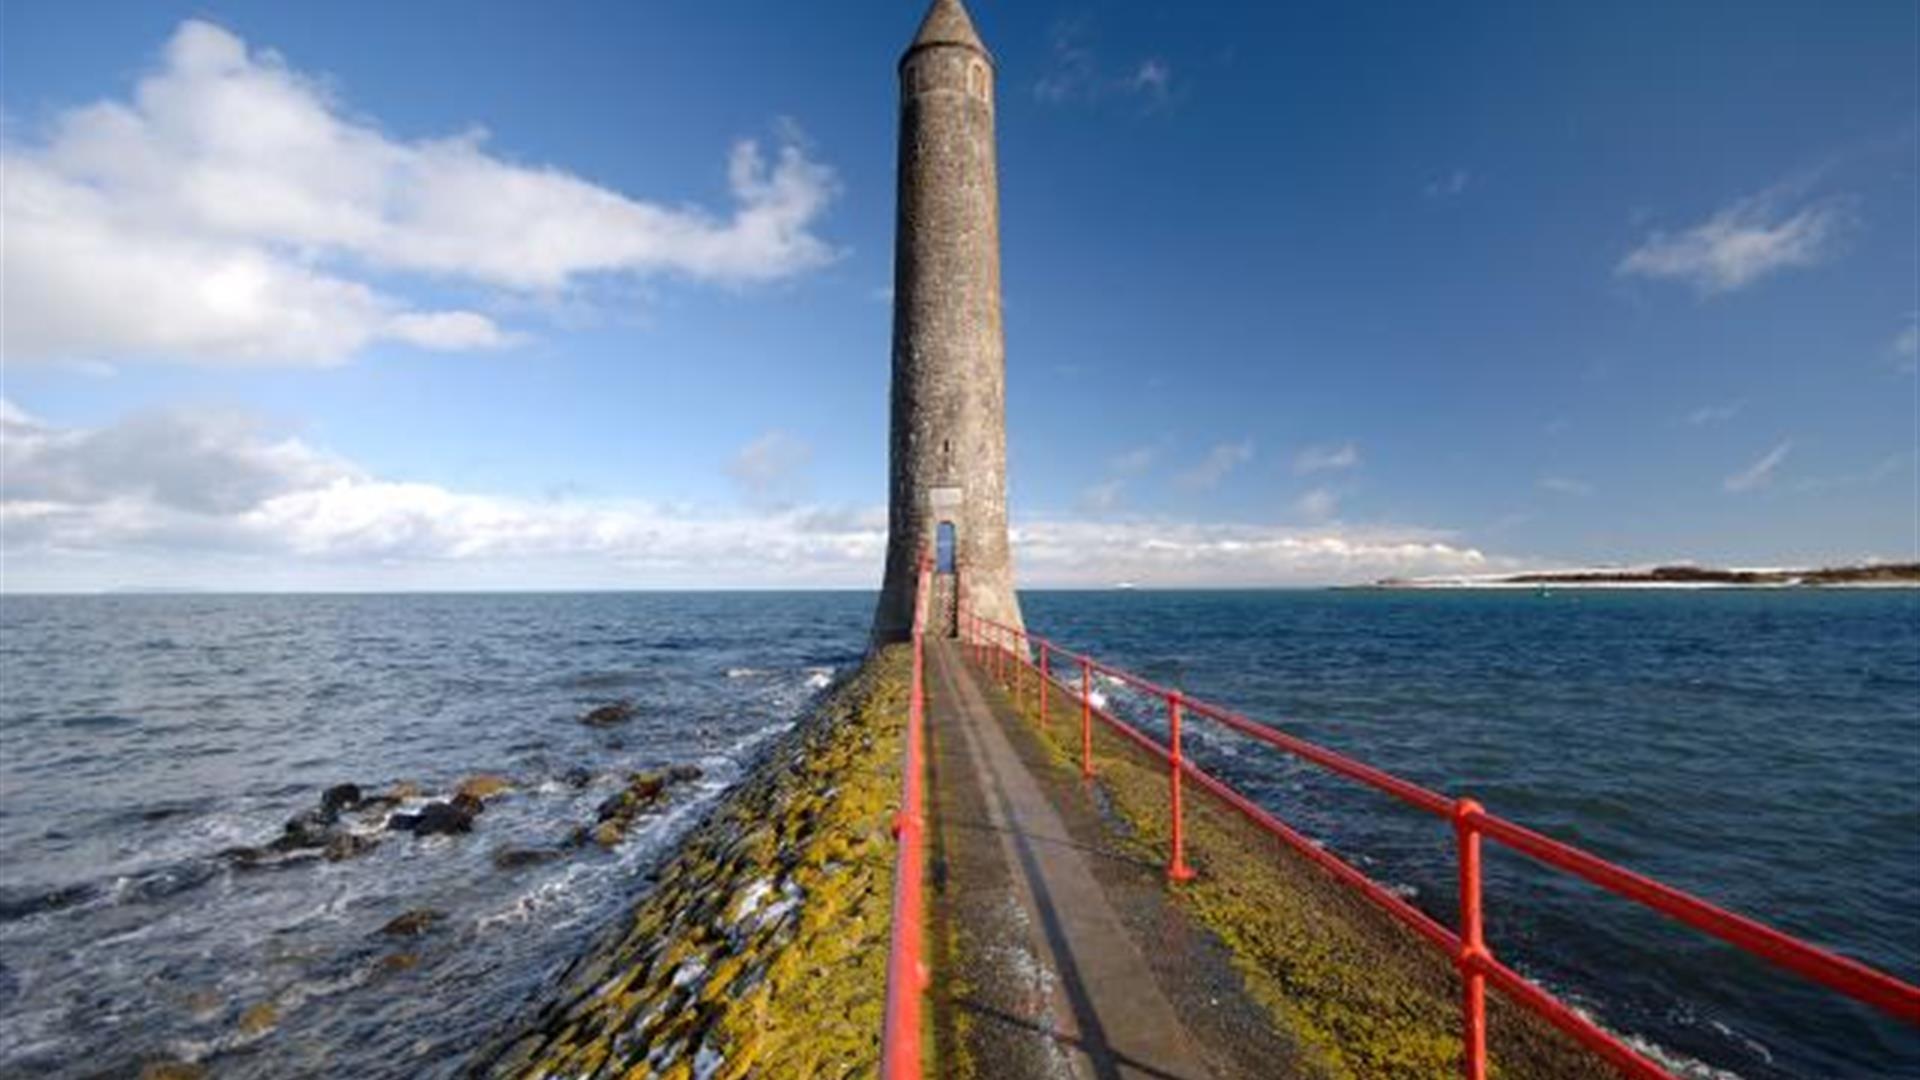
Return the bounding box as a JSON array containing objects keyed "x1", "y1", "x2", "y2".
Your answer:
[{"x1": 873, "y1": 0, "x2": 1025, "y2": 644}]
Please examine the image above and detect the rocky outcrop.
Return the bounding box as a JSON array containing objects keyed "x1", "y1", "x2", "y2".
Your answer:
[{"x1": 470, "y1": 649, "x2": 907, "y2": 1080}]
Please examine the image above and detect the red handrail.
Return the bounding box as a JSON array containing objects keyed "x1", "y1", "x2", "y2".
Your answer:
[
  {"x1": 960, "y1": 607, "x2": 1920, "y2": 1079},
  {"x1": 879, "y1": 556, "x2": 933, "y2": 1079}
]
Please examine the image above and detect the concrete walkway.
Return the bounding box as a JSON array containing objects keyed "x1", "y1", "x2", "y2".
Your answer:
[{"x1": 924, "y1": 638, "x2": 1280, "y2": 1080}]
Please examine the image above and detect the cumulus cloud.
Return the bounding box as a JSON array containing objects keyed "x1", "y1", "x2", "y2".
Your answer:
[
  {"x1": 1176, "y1": 439, "x2": 1254, "y2": 490},
  {"x1": 1724, "y1": 441, "x2": 1792, "y2": 493},
  {"x1": 1, "y1": 20, "x2": 839, "y2": 366},
  {"x1": 2, "y1": 403, "x2": 1511, "y2": 590},
  {"x1": 1617, "y1": 185, "x2": 1850, "y2": 295},
  {"x1": 1293, "y1": 441, "x2": 1360, "y2": 475}
]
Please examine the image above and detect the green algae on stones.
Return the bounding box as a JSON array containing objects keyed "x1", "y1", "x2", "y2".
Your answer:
[
  {"x1": 1001, "y1": 663, "x2": 1617, "y2": 1080},
  {"x1": 471, "y1": 647, "x2": 911, "y2": 1080}
]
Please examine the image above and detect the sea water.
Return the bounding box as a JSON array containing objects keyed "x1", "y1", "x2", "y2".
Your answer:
[{"x1": 0, "y1": 589, "x2": 1914, "y2": 1077}]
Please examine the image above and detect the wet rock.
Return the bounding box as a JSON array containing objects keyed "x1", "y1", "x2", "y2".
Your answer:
[
  {"x1": 581, "y1": 700, "x2": 637, "y2": 727},
  {"x1": 456, "y1": 774, "x2": 513, "y2": 802},
  {"x1": 377, "y1": 952, "x2": 420, "y2": 974},
  {"x1": 492, "y1": 846, "x2": 560, "y2": 870},
  {"x1": 667, "y1": 764, "x2": 704, "y2": 784},
  {"x1": 592, "y1": 822, "x2": 624, "y2": 849},
  {"x1": 323, "y1": 832, "x2": 379, "y2": 862},
  {"x1": 320, "y1": 783, "x2": 363, "y2": 816},
  {"x1": 387, "y1": 801, "x2": 475, "y2": 836},
  {"x1": 139, "y1": 1063, "x2": 207, "y2": 1080},
  {"x1": 379, "y1": 908, "x2": 446, "y2": 937},
  {"x1": 237, "y1": 1001, "x2": 278, "y2": 1036},
  {"x1": 562, "y1": 766, "x2": 595, "y2": 789},
  {"x1": 385, "y1": 780, "x2": 422, "y2": 800},
  {"x1": 275, "y1": 808, "x2": 336, "y2": 850},
  {"x1": 561, "y1": 825, "x2": 593, "y2": 849},
  {"x1": 450, "y1": 792, "x2": 486, "y2": 817}
]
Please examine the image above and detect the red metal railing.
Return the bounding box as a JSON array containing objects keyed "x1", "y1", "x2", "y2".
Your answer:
[
  {"x1": 962, "y1": 609, "x2": 1920, "y2": 1080},
  {"x1": 879, "y1": 556, "x2": 933, "y2": 1079}
]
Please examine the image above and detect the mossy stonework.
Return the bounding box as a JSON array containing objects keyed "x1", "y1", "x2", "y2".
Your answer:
[
  {"x1": 994, "y1": 661, "x2": 1616, "y2": 1080},
  {"x1": 471, "y1": 649, "x2": 910, "y2": 1080}
]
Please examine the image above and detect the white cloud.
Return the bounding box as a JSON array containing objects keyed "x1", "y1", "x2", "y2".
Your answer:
[
  {"x1": 726, "y1": 429, "x2": 813, "y2": 508},
  {"x1": 1617, "y1": 186, "x2": 1849, "y2": 295},
  {"x1": 1175, "y1": 439, "x2": 1253, "y2": 490},
  {"x1": 1684, "y1": 400, "x2": 1743, "y2": 426},
  {"x1": 1293, "y1": 488, "x2": 1338, "y2": 522},
  {"x1": 1537, "y1": 475, "x2": 1593, "y2": 497},
  {"x1": 1293, "y1": 441, "x2": 1361, "y2": 475},
  {"x1": 1, "y1": 20, "x2": 839, "y2": 367},
  {"x1": 1724, "y1": 441, "x2": 1792, "y2": 493},
  {"x1": 1, "y1": 403, "x2": 1512, "y2": 590}
]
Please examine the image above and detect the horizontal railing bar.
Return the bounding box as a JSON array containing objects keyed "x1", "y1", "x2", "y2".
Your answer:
[{"x1": 1471, "y1": 810, "x2": 1920, "y2": 1024}]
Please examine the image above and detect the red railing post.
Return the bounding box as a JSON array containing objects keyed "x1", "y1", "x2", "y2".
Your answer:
[
  {"x1": 1039, "y1": 641, "x2": 1051, "y2": 732},
  {"x1": 1456, "y1": 799, "x2": 1488, "y2": 1080},
  {"x1": 1079, "y1": 656, "x2": 1094, "y2": 779},
  {"x1": 1167, "y1": 690, "x2": 1195, "y2": 883},
  {"x1": 1016, "y1": 633, "x2": 1026, "y2": 713}
]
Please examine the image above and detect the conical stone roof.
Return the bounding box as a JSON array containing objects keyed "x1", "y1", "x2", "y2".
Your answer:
[{"x1": 908, "y1": 0, "x2": 987, "y2": 56}]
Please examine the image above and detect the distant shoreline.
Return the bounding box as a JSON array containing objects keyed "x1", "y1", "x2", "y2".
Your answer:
[{"x1": 1371, "y1": 562, "x2": 1920, "y2": 590}]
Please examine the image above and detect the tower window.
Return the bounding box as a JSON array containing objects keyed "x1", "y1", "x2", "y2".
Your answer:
[
  {"x1": 969, "y1": 62, "x2": 986, "y2": 99},
  {"x1": 936, "y1": 521, "x2": 957, "y2": 574}
]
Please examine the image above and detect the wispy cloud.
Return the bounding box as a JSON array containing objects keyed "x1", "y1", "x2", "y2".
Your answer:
[
  {"x1": 2, "y1": 402, "x2": 1513, "y2": 590},
  {"x1": 726, "y1": 430, "x2": 813, "y2": 508},
  {"x1": 1892, "y1": 316, "x2": 1918, "y2": 374},
  {"x1": 2, "y1": 20, "x2": 839, "y2": 367},
  {"x1": 1423, "y1": 169, "x2": 1472, "y2": 199},
  {"x1": 1538, "y1": 475, "x2": 1594, "y2": 497},
  {"x1": 1617, "y1": 183, "x2": 1850, "y2": 296},
  {"x1": 1724, "y1": 441, "x2": 1793, "y2": 493},
  {"x1": 1684, "y1": 400, "x2": 1744, "y2": 426},
  {"x1": 1293, "y1": 441, "x2": 1361, "y2": 475},
  {"x1": 1034, "y1": 19, "x2": 1175, "y2": 110},
  {"x1": 1079, "y1": 478, "x2": 1125, "y2": 513},
  {"x1": 1109, "y1": 445, "x2": 1160, "y2": 474},
  {"x1": 1293, "y1": 488, "x2": 1338, "y2": 522},
  {"x1": 1176, "y1": 439, "x2": 1254, "y2": 490}
]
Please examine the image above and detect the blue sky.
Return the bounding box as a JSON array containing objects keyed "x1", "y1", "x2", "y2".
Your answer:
[{"x1": 1, "y1": 0, "x2": 1914, "y2": 590}]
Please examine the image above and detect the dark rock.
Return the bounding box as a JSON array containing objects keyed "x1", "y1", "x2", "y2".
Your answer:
[
  {"x1": 492, "y1": 846, "x2": 559, "y2": 870},
  {"x1": 278, "y1": 808, "x2": 336, "y2": 849},
  {"x1": 561, "y1": 825, "x2": 592, "y2": 849},
  {"x1": 378, "y1": 908, "x2": 446, "y2": 937},
  {"x1": 320, "y1": 783, "x2": 363, "y2": 816},
  {"x1": 581, "y1": 701, "x2": 636, "y2": 727},
  {"x1": 450, "y1": 792, "x2": 486, "y2": 817},
  {"x1": 387, "y1": 801, "x2": 475, "y2": 836},
  {"x1": 666, "y1": 764, "x2": 704, "y2": 784},
  {"x1": 562, "y1": 766, "x2": 594, "y2": 789},
  {"x1": 323, "y1": 832, "x2": 378, "y2": 861}
]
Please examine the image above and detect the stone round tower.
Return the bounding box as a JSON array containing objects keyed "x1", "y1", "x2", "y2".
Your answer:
[{"x1": 872, "y1": 0, "x2": 1025, "y2": 644}]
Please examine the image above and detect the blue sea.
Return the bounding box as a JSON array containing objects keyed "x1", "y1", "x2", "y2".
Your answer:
[{"x1": 0, "y1": 590, "x2": 1915, "y2": 1078}]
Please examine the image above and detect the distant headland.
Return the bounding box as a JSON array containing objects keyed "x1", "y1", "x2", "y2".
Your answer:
[{"x1": 1371, "y1": 561, "x2": 1920, "y2": 589}]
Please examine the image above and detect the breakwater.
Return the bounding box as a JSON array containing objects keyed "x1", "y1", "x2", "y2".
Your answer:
[{"x1": 471, "y1": 648, "x2": 909, "y2": 1078}]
